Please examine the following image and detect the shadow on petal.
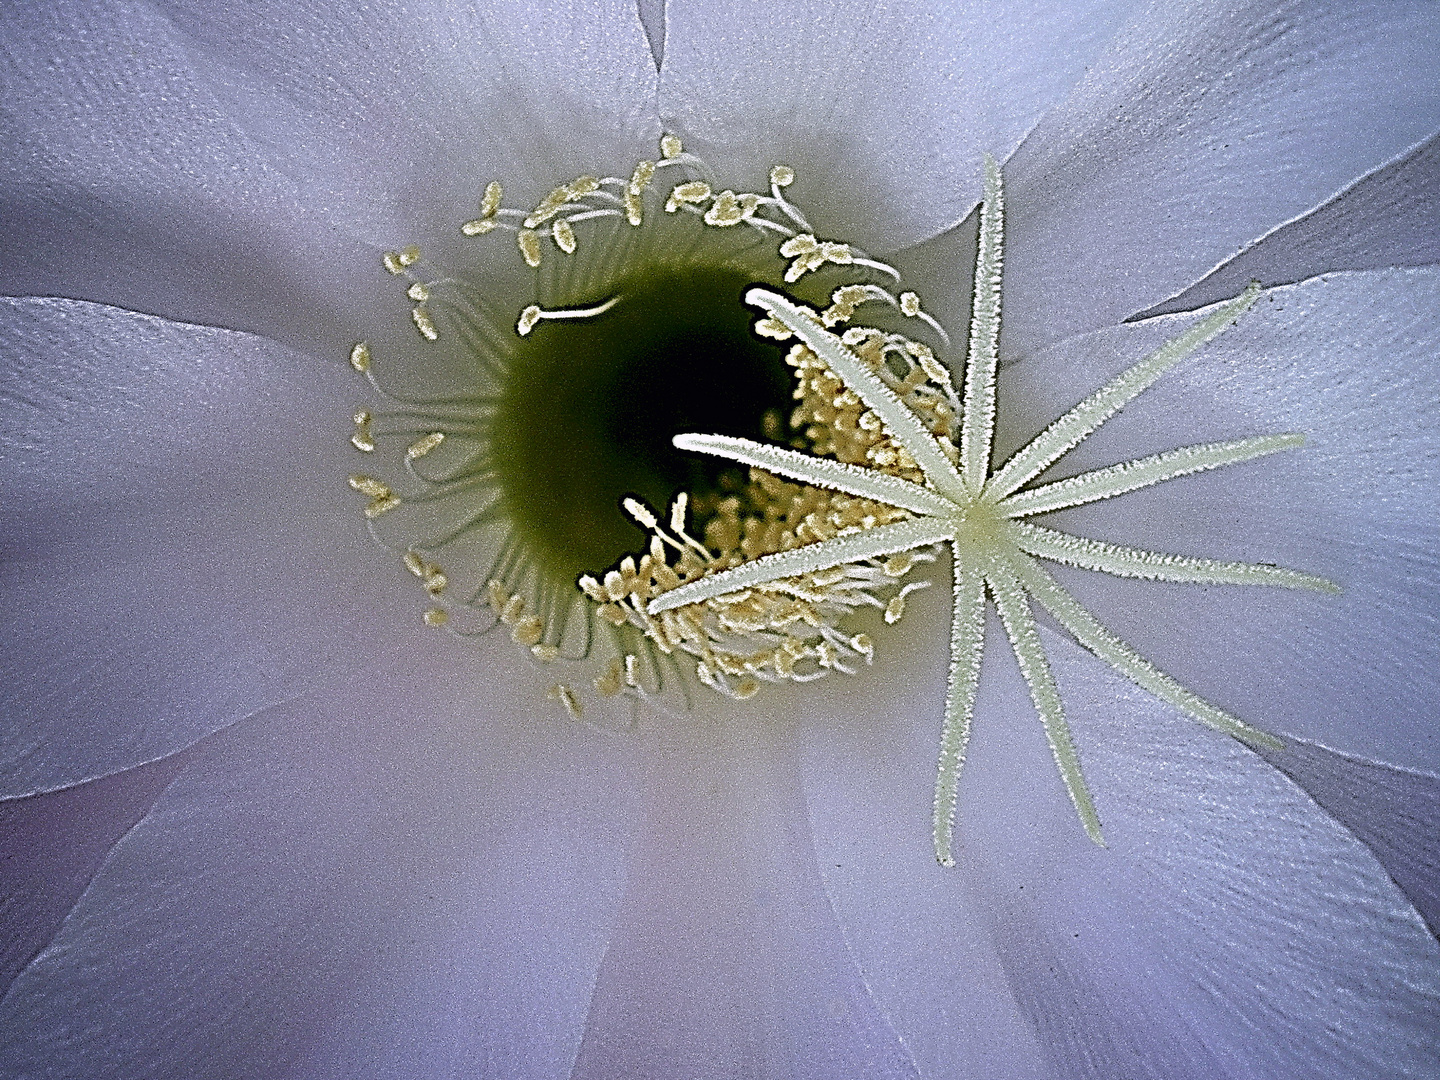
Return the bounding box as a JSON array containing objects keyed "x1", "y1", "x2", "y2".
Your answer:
[{"x1": 1258, "y1": 739, "x2": 1440, "y2": 941}]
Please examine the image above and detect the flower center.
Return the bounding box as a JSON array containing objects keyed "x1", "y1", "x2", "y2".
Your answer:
[{"x1": 347, "y1": 136, "x2": 957, "y2": 716}]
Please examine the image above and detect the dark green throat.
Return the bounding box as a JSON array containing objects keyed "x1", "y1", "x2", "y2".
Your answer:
[{"x1": 490, "y1": 264, "x2": 793, "y2": 588}]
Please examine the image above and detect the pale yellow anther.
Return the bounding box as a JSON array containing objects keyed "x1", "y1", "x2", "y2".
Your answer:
[
  {"x1": 603, "y1": 569, "x2": 627, "y2": 603},
  {"x1": 755, "y1": 316, "x2": 794, "y2": 341},
  {"x1": 594, "y1": 657, "x2": 624, "y2": 696},
  {"x1": 780, "y1": 233, "x2": 819, "y2": 257},
  {"x1": 423, "y1": 607, "x2": 449, "y2": 627},
  {"x1": 571, "y1": 175, "x2": 599, "y2": 195},
  {"x1": 350, "y1": 410, "x2": 375, "y2": 453},
  {"x1": 703, "y1": 190, "x2": 753, "y2": 227},
  {"x1": 383, "y1": 251, "x2": 406, "y2": 275},
  {"x1": 630, "y1": 160, "x2": 657, "y2": 191},
  {"x1": 600, "y1": 603, "x2": 628, "y2": 627},
  {"x1": 405, "y1": 282, "x2": 428, "y2": 303},
  {"x1": 624, "y1": 653, "x2": 640, "y2": 687},
  {"x1": 850, "y1": 633, "x2": 874, "y2": 661},
  {"x1": 349, "y1": 341, "x2": 372, "y2": 372},
  {"x1": 899, "y1": 291, "x2": 922, "y2": 316},
  {"x1": 500, "y1": 594, "x2": 526, "y2": 625},
  {"x1": 517, "y1": 305, "x2": 543, "y2": 336},
  {"x1": 733, "y1": 677, "x2": 760, "y2": 700},
  {"x1": 411, "y1": 306, "x2": 438, "y2": 341},
  {"x1": 578, "y1": 574, "x2": 606, "y2": 602},
  {"x1": 660, "y1": 134, "x2": 683, "y2": 159},
  {"x1": 918, "y1": 354, "x2": 952, "y2": 390},
  {"x1": 548, "y1": 683, "x2": 583, "y2": 719},
  {"x1": 481, "y1": 180, "x2": 503, "y2": 217},
  {"x1": 822, "y1": 284, "x2": 871, "y2": 326},
  {"x1": 525, "y1": 186, "x2": 571, "y2": 229},
  {"x1": 406, "y1": 431, "x2": 445, "y2": 459},
  {"x1": 770, "y1": 165, "x2": 795, "y2": 188},
  {"x1": 485, "y1": 580, "x2": 507, "y2": 611},
  {"x1": 884, "y1": 595, "x2": 906, "y2": 624},
  {"x1": 424, "y1": 570, "x2": 447, "y2": 596},
  {"x1": 552, "y1": 218, "x2": 577, "y2": 254},
  {"x1": 518, "y1": 229, "x2": 542, "y2": 267},
  {"x1": 349, "y1": 474, "x2": 390, "y2": 498},
  {"x1": 884, "y1": 552, "x2": 916, "y2": 577},
  {"x1": 403, "y1": 550, "x2": 428, "y2": 577},
  {"x1": 666, "y1": 180, "x2": 712, "y2": 213},
  {"x1": 670, "y1": 492, "x2": 689, "y2": 534},
  {"x1": 511, "y1": 616, "x2": 544, "y2": 647},
  {"x1": 623, "y1": 497, "x2": 658, "y2": 530},
  {"x1": 624, "y1": 188, "x2": 644, "y2": 227},
  {"x1": 364, "y1": 493, "x2": 400, "y2": 518},
  {"x1": 461, "y1": 218, "x2": 498, "y2": 236},
  {"x1": 398, "y1": 245, "x2": 421, "y2": 267},
  {"x1": 533, "y1": 643, "x2": 560, "y2": 663}
]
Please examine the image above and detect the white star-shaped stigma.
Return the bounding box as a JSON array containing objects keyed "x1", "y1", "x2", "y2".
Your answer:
[{"x1": 649, "y1": 156, "x2": 1339, "y2": 865}]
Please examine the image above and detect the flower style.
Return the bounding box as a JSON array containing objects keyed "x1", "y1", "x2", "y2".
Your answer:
[{"x1": 2, "y1": 2, "x2": 1440, "y2": 1079}]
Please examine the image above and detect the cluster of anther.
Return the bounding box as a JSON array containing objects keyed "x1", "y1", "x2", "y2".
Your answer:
[
  {"x1": 577, "y1": 478, "x2": 933, "y2": 701},
  {"x1": 648, "y1": 156, "x2": 1339, "y2": 863},
  {"x1": 416, "y1": 134, "x2": 951, "y2": 711}
]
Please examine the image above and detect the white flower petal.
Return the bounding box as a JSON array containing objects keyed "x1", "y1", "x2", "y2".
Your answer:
[
  {"x1": 0, "y1": 690, "x2": 637, "y2": 1080},
  {"x1": 1001, "y1": 0, "x2": 1440, "y2": 357},
  {"x1": 569, "y1": 710, "x2": 918, "y2": 1080},
  {"x1": 0, "y1": 0, "x2": 659, "y2": 354},
  {"x1": 1137, "y1": 128, "x2": 1440, "y2": 319},
  {"x1": 0, "y1": 298, "x2": 410, "y2": 795},
  {"x1": 0, "y1": 750, "x2": 194, "y2": 998},
  {"x1": 1256, "y1": 739, "x2": 1440, "y2": 941},
  {"x1": 999, "y1": 269, "x2": 1440, "y2": 773},
  {"x1": 807, "y1": 614, "x2": 1440, "y2": 1078},
  {"x1": 801, "y1": 602, "x2": 1053, "y2": 1079},
  {"x1": 658, "y1": 0, "x2": 1146, "y2": 249}
]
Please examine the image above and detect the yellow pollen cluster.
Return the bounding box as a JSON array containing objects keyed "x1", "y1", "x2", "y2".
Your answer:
[
  {"x1": 574, "y1": 451, "x2": 931, "y2": 700},
  {"x1": 779, "y1": 234, "x2": 853, "y2": 282},
  {"x1": 461, "y1": 181, "x2": 506, "y2": 236},
  {"x1": 348, "y1": 474, "x2": 400, "y2": 518}
]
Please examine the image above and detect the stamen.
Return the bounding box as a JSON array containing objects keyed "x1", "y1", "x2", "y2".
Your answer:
[
  {"x1": 517, "y1": 229, "x2": 542, "y2": 268},
  {"x1": 406, "y1": 432, "x2": 445, "y2": 460},
  {"x1": 411, "y1": 306, "x2": 438, "y2": 341},
  {"x1": 666, "y1": 180, "x2": 712, "y2": 212},
  {"x1": 552, "y1": 218, "x2": 577, "y2": 254},
  {"x1": 350, "y1": 410, "x2": 375, "y2": 452},
  {"x1": 515, "y1": 296, "x2": 622, "y2": 337}
]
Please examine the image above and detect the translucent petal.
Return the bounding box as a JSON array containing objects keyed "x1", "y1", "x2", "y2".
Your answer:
[
  {"x1": 0, "y1": 689, "x2": 637, "y2": 1080},
  {"x1": 1001, "y1": 0, "x2": 1440, "y2": 357},
  {"x1": 806, "y1": 620, "x2": 1440, "y2": 1078},
  {"x1": 0, "y1": 0, "x2": 659, "y2": 356},
  {"x1": 1135, "y1": 128, "x2": 1440, "y2": 319},
  {"x1": 659, "y1": 0, "x2": 1146, "y2": 249},
  {"x1": 570, "y1": 710, "x2": 917, "y2": 1080},
  {"x1": 0, "y1": 298, "x2": 403, "y2": 794}
]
